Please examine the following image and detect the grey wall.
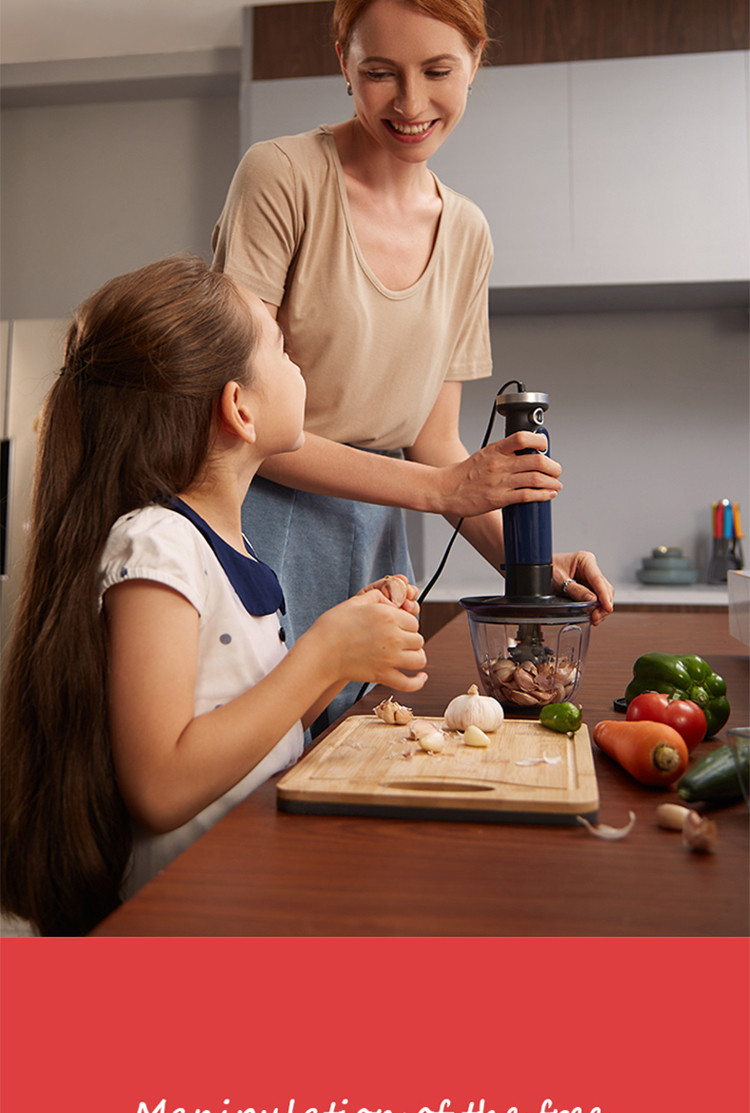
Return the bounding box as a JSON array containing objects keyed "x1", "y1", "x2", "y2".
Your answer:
[
  {"x1": 422, "y1": 306, "x2": 749, "y2": 593},
  {"x1": 1, "y1": 93, "x2": 239, "y2": 320}
]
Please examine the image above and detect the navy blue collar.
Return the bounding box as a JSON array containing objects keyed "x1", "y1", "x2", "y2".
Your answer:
[{"x1": 168, "y1": 497, "x2": 285, "y2": 617}]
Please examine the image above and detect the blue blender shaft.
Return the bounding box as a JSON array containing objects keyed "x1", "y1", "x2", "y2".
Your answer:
[{"x1": 496, "y1": 390, "x2": 554, "y2": 600}]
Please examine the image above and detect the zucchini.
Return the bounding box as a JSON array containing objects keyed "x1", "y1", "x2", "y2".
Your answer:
[{"x1": 676, "y1": 738, "x2": 749, "y2": 804}]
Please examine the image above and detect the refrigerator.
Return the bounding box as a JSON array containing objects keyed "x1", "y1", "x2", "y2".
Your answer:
[{"x1": 1, "y1": 318, "x2": 67, "y2": 653}]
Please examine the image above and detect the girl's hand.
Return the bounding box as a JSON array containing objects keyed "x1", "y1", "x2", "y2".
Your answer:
[
  {"x1": 314, "y1": 590, "x2": 427, "y2": 691},
  {"x1": 434, "y1": 431, "x2": 563, "y2": 519},
  {"x1": 358, "y1": 573, "x2": 420, "y2": 616},
  {"x1": 552, "y1": 551, "x2": 615, "y2": 626}
]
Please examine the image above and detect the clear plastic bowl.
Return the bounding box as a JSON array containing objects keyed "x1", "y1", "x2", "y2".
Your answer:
[{"x1": 462, "y1": 601, "x2": 593, "y2": 713}]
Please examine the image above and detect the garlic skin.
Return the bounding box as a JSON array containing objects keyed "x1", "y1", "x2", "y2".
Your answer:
[
  {"x1": 443, "y1": 684, "x2": 504, "y2": 732},
  {"x1": 577, "y1": 811, "x2": 637, "y2": 840},
  {"x1": 373, "y1": 696, "x2": 414, "y2": 725},
  {"x1": 484, "y1": 654, "x2": 579, "y2": 707}
]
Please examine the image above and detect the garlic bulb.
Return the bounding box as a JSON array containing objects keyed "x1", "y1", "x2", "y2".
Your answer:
[{"x1": 443, "y1": 684, "x2": 504, "y2": 732}]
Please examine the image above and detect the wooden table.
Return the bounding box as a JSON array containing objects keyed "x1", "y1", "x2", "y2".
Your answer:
[{"x1": 93, "y1": 610, "x2": 749, "y2": 937}]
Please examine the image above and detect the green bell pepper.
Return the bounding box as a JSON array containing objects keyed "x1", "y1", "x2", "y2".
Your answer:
[{"x1": 624, "y1": 652, "x2": 730, "y2": 739}]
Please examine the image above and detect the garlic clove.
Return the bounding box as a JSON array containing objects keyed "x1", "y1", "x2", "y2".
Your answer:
[
  {"x1": 381, "y1": 575, "x2": 408, "y2": 607},
  {"x1": 491, "y1": 659, "x2": 516, "y2": 682},
  {"x1": 462, "y1": 724, "x2": 491, "y2": 748},
  {"x1": 507, "y1": 691, "x2": 542, "y2": 707},
  {"x1": 656, "y1": 803, "x2": 692, "y2": 831},
  {"x1": 577, "y1": 811, "x2": 637, "y2": 840},
  {"x1": 373, "y1": 696, "x2": 414, "y2": 725},
  {"x1": 407, "y1": 718, "x2": 442, "y2": 739},
  {"x1": 513, "y1": 667, "x2": 540, "y2": 692},
  {"x1": 681, "y1": 810, "x2": 718, "y2": 853},
  {"x1": 417, "y1": 730, "x2": 446, "y2": 753}
]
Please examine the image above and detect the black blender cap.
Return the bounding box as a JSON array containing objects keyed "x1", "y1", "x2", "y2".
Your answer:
[{"x1": 460, "y1": 595, "x2": 597, "y2": 622}]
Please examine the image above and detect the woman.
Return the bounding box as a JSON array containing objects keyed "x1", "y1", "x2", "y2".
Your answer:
[{"x1": 212, "y1": 0, "x2": 614, "y2": 730}]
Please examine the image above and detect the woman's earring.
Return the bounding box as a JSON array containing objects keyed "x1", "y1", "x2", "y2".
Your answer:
[
  {"x1": 346, "y1": 82, "x2": 353, "y2": 96},
  {"x1": 467, "y1": 84, "x2": 473, "y2": 96}
]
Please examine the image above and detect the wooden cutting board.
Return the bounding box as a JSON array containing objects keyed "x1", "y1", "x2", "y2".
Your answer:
[{"x1": 277, "y1": 715, "x2": 599, "y2": 824}]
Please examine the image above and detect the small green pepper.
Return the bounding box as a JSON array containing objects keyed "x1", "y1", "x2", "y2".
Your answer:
[
  {"x1": 624, "y1": 652, "x2": 730, "y2": 738},
  {"x1": 539, "y1": 702, "x2": 582, "y2": 733}
]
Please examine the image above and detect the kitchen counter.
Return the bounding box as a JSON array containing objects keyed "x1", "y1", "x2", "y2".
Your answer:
[
  {"x1": 427, "y1": 580, "x2": 730, "y2": 608},
  {"x1": 605, "y1": 582, "x2": 730, "y2": 607},
  {"x1": 92, "y1": 609, "x2": 748, "y2": 938}
]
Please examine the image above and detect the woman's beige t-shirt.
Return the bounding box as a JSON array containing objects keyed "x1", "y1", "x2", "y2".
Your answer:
[{"x1": 212, "y1": 125, "x2": 493, "y2": 451}]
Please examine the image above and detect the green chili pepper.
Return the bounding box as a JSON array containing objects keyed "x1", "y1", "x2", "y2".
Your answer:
[
  {"x1": 624, "y1": 652, "x2": 730, "y2": 739},
  {"x1": 539, "y1": 702, "x2": 582, "y2": 734}
]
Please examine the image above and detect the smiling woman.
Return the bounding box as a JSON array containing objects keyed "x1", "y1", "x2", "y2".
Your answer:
[
  {"x1": 335, "y1": 0, "x2": 481, "y2": 170},
  {"x1": 211, "y1": 0, "x2": 614, "y2": 733}
]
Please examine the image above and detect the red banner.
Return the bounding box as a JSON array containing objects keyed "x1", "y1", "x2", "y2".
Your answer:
[{"x1": 1, "y1": 937, "x2": 748, "y2": 1113}]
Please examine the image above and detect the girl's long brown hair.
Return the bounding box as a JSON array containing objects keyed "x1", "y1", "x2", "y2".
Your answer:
[{"x1": 1, "y1": 255, "x2": 258, "y2": 935}]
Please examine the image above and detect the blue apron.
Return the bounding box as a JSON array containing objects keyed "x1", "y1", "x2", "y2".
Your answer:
[{"x1": 241, "y1": 450, "x2": 414, "y2": 735}]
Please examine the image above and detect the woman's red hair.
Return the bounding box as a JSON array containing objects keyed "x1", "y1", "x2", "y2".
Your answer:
[{"x1": 333, "y1": 0, "x2": 488, "y2": 59}]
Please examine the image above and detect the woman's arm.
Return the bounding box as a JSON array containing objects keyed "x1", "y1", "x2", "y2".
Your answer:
[
  {"x1": 259, "y1": 404, "x2": 563, "y2": 520},
  {"x1": 257, "y1": 301, "x2": 561, "y2": 518},
  {"x1": 105, "y1": 581, "x2": 426, "y2": 834}
]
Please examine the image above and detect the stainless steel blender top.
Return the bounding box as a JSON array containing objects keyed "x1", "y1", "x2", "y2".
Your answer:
[{"x1": 460, "y1": 385, "x2": 596, "y2": 708}]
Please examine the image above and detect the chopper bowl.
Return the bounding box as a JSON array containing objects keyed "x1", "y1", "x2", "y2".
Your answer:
[{"x1": 461, "y1": 597, "x2": 594, "y2": 713}]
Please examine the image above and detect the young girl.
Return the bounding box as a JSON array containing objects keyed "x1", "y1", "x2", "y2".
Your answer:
[{"x1": 0, "y1": 254, "x2": 427, "y2": 937}]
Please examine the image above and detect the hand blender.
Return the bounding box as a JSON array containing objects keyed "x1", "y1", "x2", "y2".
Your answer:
[{"x1": 460, "y1": 386, "x2": 596, "y2": 711}]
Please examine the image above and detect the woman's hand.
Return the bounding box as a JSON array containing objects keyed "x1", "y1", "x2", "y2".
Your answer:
[
  {"x1": 407, "y1": 387, "x2": 562, "y2": 518},
  {"x1": 433, "y1": 431, "x2": 563, "y2": 519},
  {"x1": 552, "y1": 551, "x2": 615, "y2": 625}
]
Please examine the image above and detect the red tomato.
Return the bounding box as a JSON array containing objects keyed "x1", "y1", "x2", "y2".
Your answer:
[{"x1": 626, "y1": 692, "x2": 706, "y2": 751}]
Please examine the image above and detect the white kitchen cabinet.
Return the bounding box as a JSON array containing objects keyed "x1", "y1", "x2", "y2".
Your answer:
[
  {"x1": 247, "y1": 51, "x2": 748, "y2": 289},
  {"x1": 570, "y1": 51, "x2": 750, "y2": 285},
  {"x1": 429, "y1": 50, "x2": 750, "y2": 288},
  {"x1": 429, "y1": 63, "x2": 573, "y2": 287}
]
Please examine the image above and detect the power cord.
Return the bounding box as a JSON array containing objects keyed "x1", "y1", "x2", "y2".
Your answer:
[{"x1": 354, "y1": 378, "x2": 525, "y2": 703}]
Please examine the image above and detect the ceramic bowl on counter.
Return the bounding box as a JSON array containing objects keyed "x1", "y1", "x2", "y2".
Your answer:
[{"x1": 637, "y1": 546, "x2": 699, "y2": 584}]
